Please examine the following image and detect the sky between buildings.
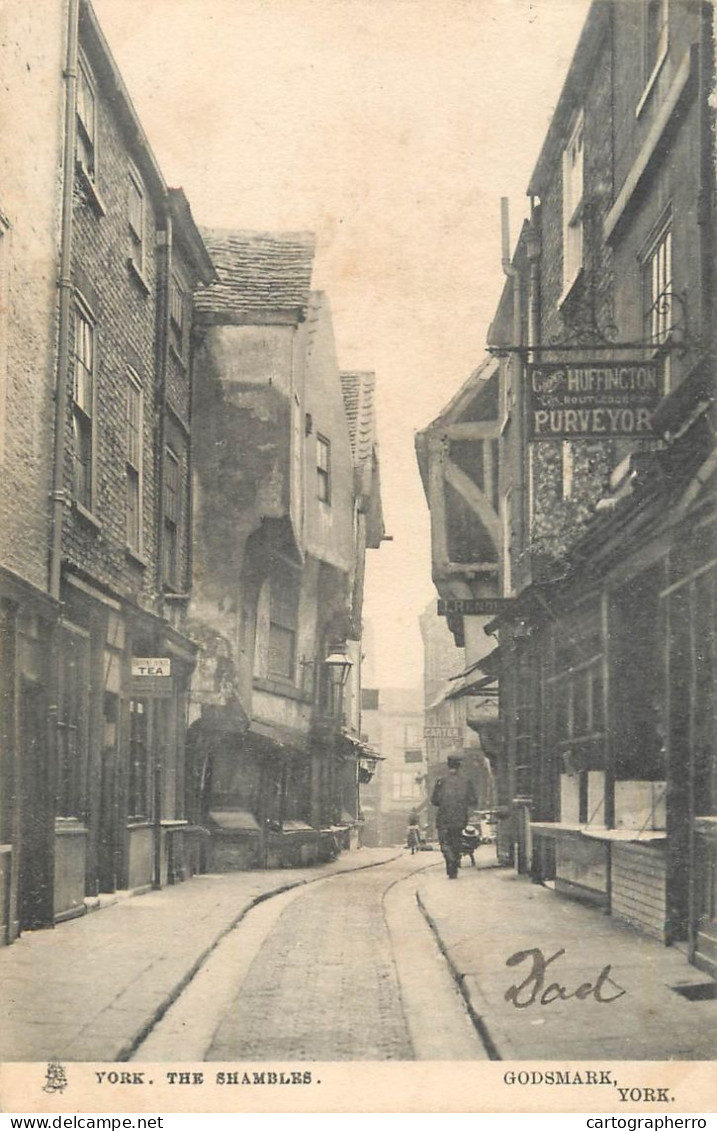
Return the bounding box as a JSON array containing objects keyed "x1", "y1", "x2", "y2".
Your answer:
[{"x1": 94, "y1": 0, "x2": 591, "y2": 687}]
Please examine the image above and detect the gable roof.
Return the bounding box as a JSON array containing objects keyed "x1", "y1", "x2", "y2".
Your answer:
[
  {"x1": 414, "y1": 353, "x2": 500, "y2": 491},
  {"x1": 195, "y1": 229, "x2": 316, "y2": 323}
]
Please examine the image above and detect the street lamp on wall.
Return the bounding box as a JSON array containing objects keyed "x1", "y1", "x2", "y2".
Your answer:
[
  {"x1": 324, "y1": 644, "x2": 353, "y2": 723},
  {"x1": 324, "y1": 645, "x2": 353, "y2": 689}
]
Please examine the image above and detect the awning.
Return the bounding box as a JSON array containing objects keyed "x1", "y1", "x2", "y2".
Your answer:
[
  {"x1": 209, "y1": 809, "x2": 260, "y2": 832},
  {"x1": 339, "y1": 733, "x2": 385, "y2": 762},
  {"x1": 448, "y1": 645, "x2": 500, "y2": 682},
  {"x1": 248, "y1": 718, "x2": 309, "y2": 754},
  {"x1": 446, "y1": 673, "x2": 498, "y2": 700}
]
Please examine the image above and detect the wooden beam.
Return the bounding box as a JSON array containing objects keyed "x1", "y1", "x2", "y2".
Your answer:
[
  {"x1": 427, "y1": 434, "x2": 449, "y2": 573},
  {"x1": 439, "y1": 421, "x2": 500, "y2": 441},
  {"x1": 442, "y1": 562, "x2": 499, "y2": 575},
  {"x1": 444, "y1": 459, "x2": 501, "y2": 549}
]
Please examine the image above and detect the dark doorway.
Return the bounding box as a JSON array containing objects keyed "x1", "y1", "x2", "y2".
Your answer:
[
  {"x1": 97, "y1": 691, "x2": 121, "y2": 893},
  {"x1": 18, "y1": 677, "x2": 52, "y2": 930}
]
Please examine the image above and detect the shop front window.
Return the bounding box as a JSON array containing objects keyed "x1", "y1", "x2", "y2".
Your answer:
[
  {"x1": 128, "y1": 699, "x2": 150, "y2": 819},
  {"x1": 548, "y1": 612, "x2": 604, "y2": 823}
]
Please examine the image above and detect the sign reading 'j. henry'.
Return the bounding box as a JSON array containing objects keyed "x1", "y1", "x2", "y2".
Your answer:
[{"x1": 527, "y1": 360, "x2": 661, "y2": 440}]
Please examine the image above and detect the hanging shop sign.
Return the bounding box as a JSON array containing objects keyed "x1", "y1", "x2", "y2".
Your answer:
[
  {"x1": 129, "y1": 657, "x2": 174, "y2": 698},
  {"x1": 528, "y1": 360, "x2": 661, "y2": 440},
  {"x1": 437, "y1": 598, "x2": 512, "y2": 616}
]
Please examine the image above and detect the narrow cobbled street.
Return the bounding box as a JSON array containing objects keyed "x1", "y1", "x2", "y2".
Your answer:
[
  {"x1": 134, "y1": 854, "x2": 485, "y2": 1062},
  {"x1": 207, "y1": 866, "x2": 412, "y2": 1060}
]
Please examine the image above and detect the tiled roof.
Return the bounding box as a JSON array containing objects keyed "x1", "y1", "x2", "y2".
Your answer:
[
  {"x1": 195, "y1": 229, "x2": 316, "y2": 319},
  {"x1": 340, "y1": 371, "x2": 377, "y2": 466}
]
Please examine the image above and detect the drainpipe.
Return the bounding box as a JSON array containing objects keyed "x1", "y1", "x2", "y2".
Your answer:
[
  {"x1": 49, "y1": 0, "x2": 80, "y2": 601},
  {"x1": 152, "y1": 206, "x2": 173, "y2": 890},
  {"x1": 155, "y1": 208, "x2": 173, "y2": 617},
  {"x1": 38, "y1": 0, "x2": 81, "y2": 930},
  {"x1": 526, "y1": 196, "x2": 542, "y2": 352}
]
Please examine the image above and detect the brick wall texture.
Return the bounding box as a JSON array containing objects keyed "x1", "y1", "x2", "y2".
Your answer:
[
  {"x1": 528, "y1": 1, "x2": 704, "y2": 572},
  {"x1": 62, "y1": 34, "x2": 194, "y2": 605}
]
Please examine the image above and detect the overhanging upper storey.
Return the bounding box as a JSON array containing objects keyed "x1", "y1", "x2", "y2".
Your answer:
[
  {"x1": 415, "y1": 354, "x2": 501, "y2": 601},
  {"x1": 192, "y1": 230, "x2": 318, "y2": 567}
]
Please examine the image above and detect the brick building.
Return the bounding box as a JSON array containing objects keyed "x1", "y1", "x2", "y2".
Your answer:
[
  {"x1": 0, "y1": 0, "x2": 214, "y2": 939},
  {"x1": 418, "y1": 0, "x2": 715, "y2": 972},
  {"x1": 0, "y1": 0, "x2": 67, "y2": 943}
]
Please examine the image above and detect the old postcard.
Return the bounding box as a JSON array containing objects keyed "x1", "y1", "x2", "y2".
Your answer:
[{"x1": 0, "y1": 0, "x2": 715, "y2": 1117}]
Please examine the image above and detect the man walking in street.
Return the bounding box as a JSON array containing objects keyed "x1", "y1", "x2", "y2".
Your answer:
[{"x1": 431, "y1": 755, "x2": 477, "y2": 879}]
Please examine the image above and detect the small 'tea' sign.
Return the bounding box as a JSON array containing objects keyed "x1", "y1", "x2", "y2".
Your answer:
[{"x1": 131, "y1": 657, "x2": 171, "y2": 678}]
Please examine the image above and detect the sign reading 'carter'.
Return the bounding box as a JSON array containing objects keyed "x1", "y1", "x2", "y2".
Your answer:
[{"x1": 528, "y1": 361, "x2": 661, "y2": 440}]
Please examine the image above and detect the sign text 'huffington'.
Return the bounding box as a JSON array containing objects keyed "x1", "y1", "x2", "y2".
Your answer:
[{"x1": 528, "y1": 361, "x2": 661, "y2": 440}]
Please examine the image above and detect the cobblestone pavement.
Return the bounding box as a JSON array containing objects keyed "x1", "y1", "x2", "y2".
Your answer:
[
  {"x1": 0, "y1": 846, "x2": 401, "y2": 1062},
  {"x1": 206, "y1": 855, "x2": 437, "y2": 1061}
]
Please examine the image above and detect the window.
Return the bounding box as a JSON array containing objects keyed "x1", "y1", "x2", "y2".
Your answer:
[
  {"x1": 163, "y1": 446, "x2": 180, "y2": 588},
  {"x1": 404, "y1": 723, "x2": 422, "y2": 747},
  {"x1": 128, "y1": 699, "x2": 150, "y2": 819},
  {"x1": 317, "y1": 435, "x2": 331, "y2": 502},
  {"x1": 549, "y1": 613, "x2": 605, "y2": 821},
  {"x1": 169, "y1": 274, "x2": 185, "y2": 358},
  {"x1": 643, "y1": 218, "x2": 672, "y2": 345},
  {"x1": 268, "y1": 564, "x2": 299, "y2": 681},
  {"x1": 392, "y1": 771, "x2": 421, "y2": 801},
  {"x1": 645, "y1": 0, "x2": 668, "y2": 84},
  {"x1": 72, "y1": 306, "x2": 95, "y2": 511},
  {"x1": 76, "y1": 59, "x2": 96, "y2": 179},
  {"x1": 561, "y1": 111, "x2": 584, "y2": 297},
  {"x1": 128, "y1": 170, "x2": 145, "y2": 274},
  {"x1": 362, "y1": 688, "x2": 380, "y2": 711},
  {"x1": 126, "y1": 371, "x2": 143, "y2": 552}
]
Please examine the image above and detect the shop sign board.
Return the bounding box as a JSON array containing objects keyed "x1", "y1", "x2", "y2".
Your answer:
[
  {"x1": 424, "y1": 725, "x2": 464, "y2": 758},
  {"x1": 527, "y1": 360, "x2": 661, "y2": 440},
  {"x1": 424, "y1": 726, "x2": 463, "y2": 740},
  {"x1": 129, "y1": 657, "x2": 173, "y2": 698},
  {"x1": 438, "y1": 598, "x2": 511, "y2": 616}
]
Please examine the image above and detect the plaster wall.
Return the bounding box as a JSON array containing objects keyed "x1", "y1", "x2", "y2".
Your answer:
[{"x1": 303, "y1": 295, "x2": 354, "y2": 573}]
